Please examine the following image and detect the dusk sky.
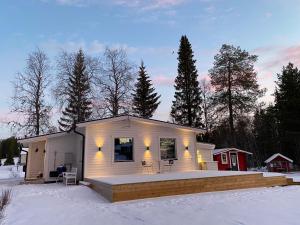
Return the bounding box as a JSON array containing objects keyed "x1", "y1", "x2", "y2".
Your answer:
[{"x1": 1, "y1": 0, "x2": 300, "y2": 138}]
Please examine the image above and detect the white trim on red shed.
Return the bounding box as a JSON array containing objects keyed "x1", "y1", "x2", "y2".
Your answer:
[
  {"x1": 213, "y1": 148, "x2": 253, "y2": 155},
  {"x1": 264, "y1": 153, "x2": 293, "y2": 163}
]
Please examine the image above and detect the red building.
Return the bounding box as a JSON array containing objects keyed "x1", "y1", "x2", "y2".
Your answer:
[
  {"x1": 213, "y1": 148, "x2": 252, "y2": 171},
  {"x1": 265, "y1": 153, "x2": 293, "y2": 172}
]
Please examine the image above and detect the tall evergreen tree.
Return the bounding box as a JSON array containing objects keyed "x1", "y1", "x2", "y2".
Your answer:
[
  {"x1": 59, "y1": 49, "x2": 92, "y2": 131},
  {"x1": 253, "y1": 105, "x2": 280, "y2": 165},
  {"x1": 274, "y1": 63, "x2": 300, "y2": 162},
  {"x1": 132, "y1": 62, "x2": 161, "y2": 118},
  {"x1": 170, "y1": 35, "x2": 203, "y2": 127},
  {"x1": 209, "y1": 44, "x2": 263, "y2": 146}
]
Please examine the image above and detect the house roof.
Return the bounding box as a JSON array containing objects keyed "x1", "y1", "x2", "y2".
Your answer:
[
  {"x1": 213, "y1": 148, "x2": 253, "y2": 155},
  {"x1": 18, "y1": 131, "x2": 68, "y2": 144},
  {"x1": 77, "y1": 115, "x2": 206, "y2": 133},
  {"x1": 264, "y1": 153, "x2": 293, "y2": 163},
  {"x1": 18, "y1": 115, "x2": 205, "y2": 144}
]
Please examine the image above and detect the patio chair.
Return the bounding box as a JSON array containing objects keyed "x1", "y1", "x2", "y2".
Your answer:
[
  {"x1": 63, "y1": 167, "x2": 77, "y2": 186},
  {"x1": 141, "y1": 161, "x2": 154, "y2": 174},
  {"x1": 163, "y1": 160, "x2": 174, "y2": 172}
]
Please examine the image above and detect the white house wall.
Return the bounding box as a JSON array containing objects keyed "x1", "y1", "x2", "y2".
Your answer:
[
  {"x1": 44, "y1": 133, "x2": 83, "y2": 181},
  {"x1": 27, "y1": 141, "x2": 46, "y2": 179},
  {"x1": 84, "y1": 119, "x2": 198, "y2": 178}
]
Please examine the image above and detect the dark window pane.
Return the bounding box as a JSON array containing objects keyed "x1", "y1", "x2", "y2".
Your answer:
[
  {"x1": 160, "y1": 138, "x2": 176, "y2": 160},
  {"x1": 114, "y1": 137, "x2": 133, "y2": 161}
]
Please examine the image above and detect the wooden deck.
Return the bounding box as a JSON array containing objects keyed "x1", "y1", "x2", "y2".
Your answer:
[{"x1": 85, "y1": 171, "x2": 291, "y2": 202}]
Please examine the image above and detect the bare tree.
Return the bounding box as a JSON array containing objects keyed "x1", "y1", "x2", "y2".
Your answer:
[
  {"x1": 199, "y1": 79, "x2": 215, "y2": 132},
  {"x1": 97, "y1": 47, "x2": 135, "y2": 116},
  {"x1": 10, "y1": 49, "x2": 54, "y2": 136}
]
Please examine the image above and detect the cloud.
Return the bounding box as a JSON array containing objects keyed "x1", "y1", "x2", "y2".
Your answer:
[
  {"x1": 42, "y1": 0, "x2": 186, "y2": 9},
  {"x1": 152, "y1": 75, "x2": 174, "y2": 86}
]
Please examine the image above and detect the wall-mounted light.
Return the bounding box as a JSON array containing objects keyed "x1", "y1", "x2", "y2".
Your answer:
[
  {"x1": 185, "y1": 146, "x2": 189, "y2": 150},
  {"x1": 35, "y1": 148, "x2": 39, "y2": 152},
  {"x1": 43, "y1": 150, "x2": 46, "y2": 153},
  {"x1": 98, "y1": 146, "x2": 102, "y2": 151},
  {"x1": 146, "y1": 146, "x2": 150, "y2": 151}
]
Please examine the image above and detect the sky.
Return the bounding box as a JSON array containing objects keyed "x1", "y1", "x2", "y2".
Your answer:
[{"x1": 1, "y1": 0, "x2": 300, "y2": 138}]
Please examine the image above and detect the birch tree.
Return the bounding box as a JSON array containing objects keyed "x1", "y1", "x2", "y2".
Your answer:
[{"x1": 10, "y1": 49, "x2": 54, "y2": 136}]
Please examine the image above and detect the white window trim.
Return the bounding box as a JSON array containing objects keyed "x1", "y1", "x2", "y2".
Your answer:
[
  {"x1": 159, "y1": 137, "x2": 177, "y2": 161},
  {"x1": 112, "y1": 137, "x2": 135, "y2": 163},
  {"x1": 221, "y1": 153, "x2": 228, "y2": 164}
]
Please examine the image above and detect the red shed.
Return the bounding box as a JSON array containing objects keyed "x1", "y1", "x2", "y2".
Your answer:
[
  {"x1": 264, "y1": 153, "x2": 293, "y2": 172},
  {"x1": 213, "y1": 148, "x2": 252, "y2": 171}
]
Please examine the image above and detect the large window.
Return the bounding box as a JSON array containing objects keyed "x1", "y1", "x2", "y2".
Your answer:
[
  {"x1": 160, "y1": 138, "x2": 176, "y2": 160},
  {"x1": 114, "y1": 137, "x2": 133, "y2": 162}
]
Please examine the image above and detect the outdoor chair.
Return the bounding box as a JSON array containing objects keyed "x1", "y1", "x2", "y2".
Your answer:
[
  {"x1": 163, "y1": 160, "x2": 174, "y2": 172},
  {"x1": 63, "y1": 167, "x2": 77, "y2": 186},
  {"x1": 141, "y1": 161, "x2": 154, "y2": 174}
]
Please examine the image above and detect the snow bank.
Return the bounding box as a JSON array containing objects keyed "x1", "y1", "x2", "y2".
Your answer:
[{"x1": 2, "y1": 183, "x2": 300, "y2": 225}]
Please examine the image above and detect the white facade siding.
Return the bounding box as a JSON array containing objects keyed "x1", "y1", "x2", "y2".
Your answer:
[
  {"x1": 84, "y1": 119, "x2": 199, "y2": 178},
  {"x1": 44, "y1": 134, "x2": 82, "y2": 181},
  {"x1": 27, "y1": 141, "x2": 45, "y2": 179},
  {"x1": 196, "y1": 142, "x2": 218, "y2": 171}
]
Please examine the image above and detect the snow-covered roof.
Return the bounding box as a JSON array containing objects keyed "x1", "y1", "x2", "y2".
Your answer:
[
  {"x1": 264, "y1": 153, "x2": 293, "y2": 163},
  {"x1": 213, "y1": 148, "x2": 253, "y2": 155}
]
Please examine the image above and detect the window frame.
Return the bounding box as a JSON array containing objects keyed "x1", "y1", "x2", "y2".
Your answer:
[
  {"x1": 113, "y1": 137, "x2": 134, "y2": 162},
  {"x1": 221, "y1": 152, "x2": 228, "y2": 164},
  {"x1": 159, "y1": 137, "x2": 177, "y2": 161}
]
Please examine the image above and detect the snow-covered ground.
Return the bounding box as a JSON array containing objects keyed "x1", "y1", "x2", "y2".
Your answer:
[
  {"x1": 0, "y1": 166, "x2": 24, "y2": 182},
  {"x1": 285, "y1": 172, "x2": 300, "y2": 182},
  {"x1": 1, "y1": 183, "x2": 300, "y2": 225}
]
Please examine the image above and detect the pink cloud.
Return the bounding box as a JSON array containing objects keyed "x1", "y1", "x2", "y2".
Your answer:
[{"x1": 152, "y1": 75, "x2": 174, "y2": 86}]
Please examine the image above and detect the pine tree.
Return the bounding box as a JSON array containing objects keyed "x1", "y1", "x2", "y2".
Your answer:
[
  {"x1": 170, "y1": 35, "x2": 203, "y2": 127},
  {"x1": 209, "y1": 44, "x2": 263, "y2": 146},
  {"x1": 132, "y1": 62, "x2": 161, "y2": 118},
  {"x1": 58, "y1": 49, "x2": 92, "y2": 131},
  {"x1": 274, "y1": 63, "x2": 300, "y2": 163}
]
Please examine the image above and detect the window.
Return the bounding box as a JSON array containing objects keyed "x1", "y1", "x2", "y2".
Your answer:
[
  {"x1": 221, "y1": 153, "x2": 228, "y2": 164},
  {"x1": 114, "y1": 137, "x2": 133, "y2": 162},
  {"x1": 160, "y1": 138, "x2": 176, "y2": 160}
]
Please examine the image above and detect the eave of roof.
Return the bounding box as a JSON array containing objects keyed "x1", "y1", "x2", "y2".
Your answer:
[
  {"x1": 213, "y1": 148, "x2": 253, "y2": 155},
  {"x1": 77, "y1": 115, "x2": 206, "y2": 133},
  {"x1": 264, "y1": 153, "x2": 293, "y2": 163},
  {"x1": 18, "y1": 131, "x2": 68, "y2": 144}
]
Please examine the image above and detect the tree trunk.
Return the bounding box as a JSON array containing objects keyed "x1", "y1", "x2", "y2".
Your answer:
[{"x1": 227, "y1": 64, "x2": 236, "y2": 146}]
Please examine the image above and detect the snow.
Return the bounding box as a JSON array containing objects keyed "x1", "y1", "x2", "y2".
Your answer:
[
  {"x1": 0, "y1": 166, "x2": 24, "y2": 180},
  {"x1": 286, "y1": 172, "x2": 300, "y2": 182},
  {"x1": 2, "y1": 183, "x2": 300, "y2": 225},
  {"x1": 91, "y1": 170, "x2": 284, "y2": 185}
]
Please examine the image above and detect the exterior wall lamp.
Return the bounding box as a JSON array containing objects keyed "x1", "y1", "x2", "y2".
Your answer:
[
  {"x1": 146, "y1": 146, "x2": 150, "y2": 151},
  {"x1": 185, "y1": 146, "x2": 189, "y2": 150},
  {"x1": 98, "y1": 146, "x2": 102, "y2": 151}
]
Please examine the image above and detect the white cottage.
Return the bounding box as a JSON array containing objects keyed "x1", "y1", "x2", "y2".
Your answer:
[{"x1": 19, "y1": 115, "x2": 217, "y2": 182}]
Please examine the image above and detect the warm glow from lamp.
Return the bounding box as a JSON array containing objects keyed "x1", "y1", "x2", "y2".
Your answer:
[
  {"x1": 184, "y1": 150, "x2": 191, "y2": 158},
  {"x1": 183, "y1": 138, "x2": 189, "y2": 148},
  {"x1": 144, "y1": 150, "x2": 152, "y2": 159},
  {"x1": 95, "y1": 151, "x2": 103, "y2": 160},
  {"x1": 143, "y1": 137, "x2": 151, "y2": 147},
  {"x1": 95, "y1": 138, "x2": 104, "y2": 148},
  {"x1": 197, "y1": 150, "x2": 203, "y2": 163}
]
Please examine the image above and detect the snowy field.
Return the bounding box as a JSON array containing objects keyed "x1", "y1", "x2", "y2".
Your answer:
[{"x1": 1, "y1": 183, "x2": 300, "y2": 225}]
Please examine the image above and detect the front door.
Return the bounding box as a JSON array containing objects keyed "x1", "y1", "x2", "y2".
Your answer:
[{"x1": 230, "y1": 153, "x2": 238, "y2": 171}]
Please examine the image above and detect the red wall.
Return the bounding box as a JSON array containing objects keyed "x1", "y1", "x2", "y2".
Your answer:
[
  {"x1": 267, "y1": 156, "x2": 292, "y2": 172},
  {"x1": 213, "y1": 151, "x2": 248, "y2": 171}
]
